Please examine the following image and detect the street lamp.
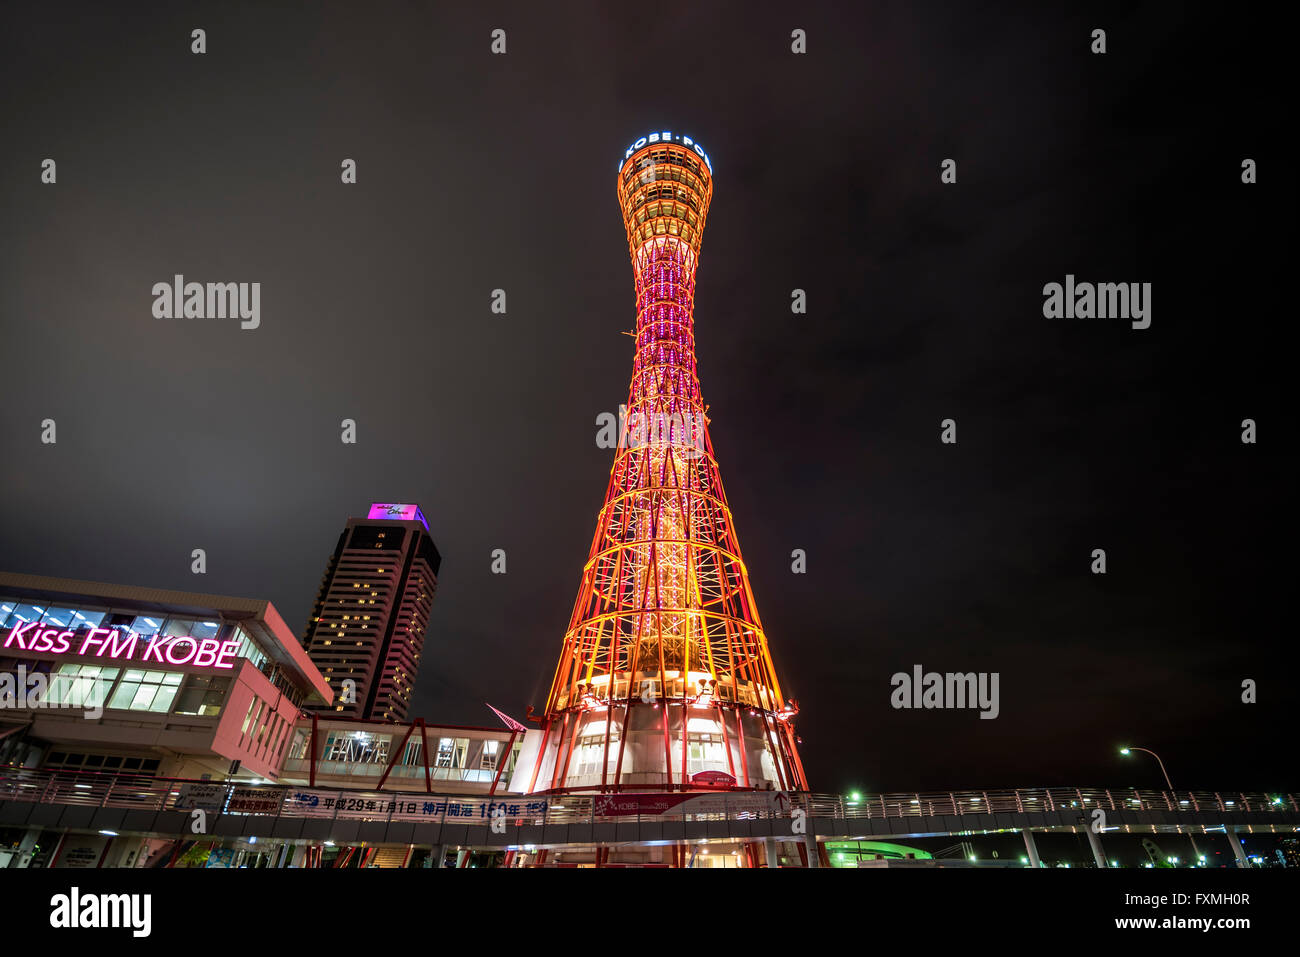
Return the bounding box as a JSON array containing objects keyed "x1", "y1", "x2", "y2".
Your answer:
[{"x1": 1120, "y1": 746, "x2": 1202, "y2": 865}]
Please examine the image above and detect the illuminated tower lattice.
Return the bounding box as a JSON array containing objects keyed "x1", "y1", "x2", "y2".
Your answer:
[{"x1": 528, "y1": 132, "x2": 808, "y2": 793}]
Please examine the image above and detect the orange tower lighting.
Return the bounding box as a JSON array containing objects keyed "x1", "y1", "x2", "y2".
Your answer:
[{"x1": 526, "y1": 131, "x2": 808, "y2": 794}]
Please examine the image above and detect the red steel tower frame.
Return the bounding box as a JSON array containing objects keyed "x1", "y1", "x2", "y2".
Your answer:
[{"x1": 529, "y1": 132, "x2": 808, "y2": 794}]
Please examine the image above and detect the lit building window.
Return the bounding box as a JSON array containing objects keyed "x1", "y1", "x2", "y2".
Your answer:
[
  {"x1": 435, "y1": 737, "x2": 467, "y2": 769},
  {"x1": 161, "y1": 618, "x2": 220, "y2": 640},
  {"x1": 129, "y1": 615, "x2": 164, "y2": 636},
  {"x1": 38, "y1": 607, "x2": 79, "y2": 628},
  {"x1": 173, "y1": 674, "x2": 232, "y2": 716},
  {"x1": 46, "y1": 663, "x2": 119, "y2": 710},
  {"x1": 108, "y1": 669, "x2": 183, "y2": 713},
  {"x1": 575, "y1": 732, "x2": 621, "y2": 777}
]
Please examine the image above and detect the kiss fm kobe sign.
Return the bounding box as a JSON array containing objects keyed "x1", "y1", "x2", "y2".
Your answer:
[{"x1": 3, "y1": 621, "x2": 241, "y2": 670}]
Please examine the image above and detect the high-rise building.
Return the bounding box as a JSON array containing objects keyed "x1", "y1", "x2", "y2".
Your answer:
[
  {"x1": 302, "y1": 504, "x2": 440, "y2": 722},
  {"x1": 517, "y1": 132, "x2": 808, "y2": 793}
]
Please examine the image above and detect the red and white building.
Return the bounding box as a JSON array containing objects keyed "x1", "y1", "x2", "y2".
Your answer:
[{"x1": 0, "y1": 572, "x2": 332, "y2": 782}]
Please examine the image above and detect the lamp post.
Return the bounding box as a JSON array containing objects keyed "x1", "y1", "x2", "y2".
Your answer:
[{"x1": 1120, "y1": 747, "x2": 1203, "y2": 866}]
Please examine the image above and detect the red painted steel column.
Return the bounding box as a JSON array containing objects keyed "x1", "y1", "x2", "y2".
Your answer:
[{"x1": 490, "y1": 729, "x2": 518, "y2": 796}]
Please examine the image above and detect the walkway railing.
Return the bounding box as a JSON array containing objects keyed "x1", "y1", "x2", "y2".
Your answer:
[{"x1": 1, "y1": 768, "x2": 1295, "y2": 829}]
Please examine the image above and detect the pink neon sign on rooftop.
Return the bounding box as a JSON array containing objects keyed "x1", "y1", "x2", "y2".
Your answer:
[{"x1": 366, "y1": 503, "x2": 429, "y2": 531}]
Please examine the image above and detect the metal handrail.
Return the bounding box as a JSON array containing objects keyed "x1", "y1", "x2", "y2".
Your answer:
[{"x1": 0, "y1": 768, "x2": 1294, "y2": 829}]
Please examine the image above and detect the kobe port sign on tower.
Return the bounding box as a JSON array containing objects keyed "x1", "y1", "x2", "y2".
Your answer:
[{"x1": 618, "y1": 131, "x2": 712, "y2": 172}]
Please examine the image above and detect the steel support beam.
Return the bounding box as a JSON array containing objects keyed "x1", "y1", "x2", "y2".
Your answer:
[
  {"x1": 1229, "y1": 828, "x2": 1251, "y2": 868},
  {"x1": 1021, "y1": 828, "x2": 1042, "y2": 868},
  {"x1": 803, "y1": 830, "x2": 820, "y2": 868},
  {"x1": 1085, "y1": 826, "x2": 1106, "y2": 868}
]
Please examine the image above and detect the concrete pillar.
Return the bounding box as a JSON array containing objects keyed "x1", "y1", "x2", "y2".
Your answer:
[
  {"x1": 1085, "y1": 827, "x2": 1106, "y2": 868},
  {"x1": 434, "y1": 844, "x2": 448, "y2": 868},
  {"x1": 20, "y1": 742, "x2": 42, "y2": 768},
  {"x1": 104, "y1": 838, "x2": 144, "y2": 869},
  {"x1": 13, "y1": 828, "x2": 40, "y2": 868},
  {"x1": 1021, "y1": 828, "x2": 1042, "y2": 868},
  {"x1": 764, "y1": 837, "x2": 778, "y2": 869},
  {"x1": 803, "y1": 830, "x2": 820, "y2": 868},
  {"x1": 275, "y1": 842, "x2": 291, "y2": 869},
  {"x1": 1229, "y1": 828, "x2": 1251, "y2": 868}
]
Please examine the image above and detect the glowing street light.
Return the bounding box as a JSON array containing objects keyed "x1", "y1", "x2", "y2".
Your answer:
[{"x1": 1120, "y1": 745, "x2": 1202, "y2": 864}]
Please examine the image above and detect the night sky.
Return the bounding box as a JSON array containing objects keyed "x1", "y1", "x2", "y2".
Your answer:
[{"x1": 1, "y1": 3, "x2": 1291, "y2": 795}]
